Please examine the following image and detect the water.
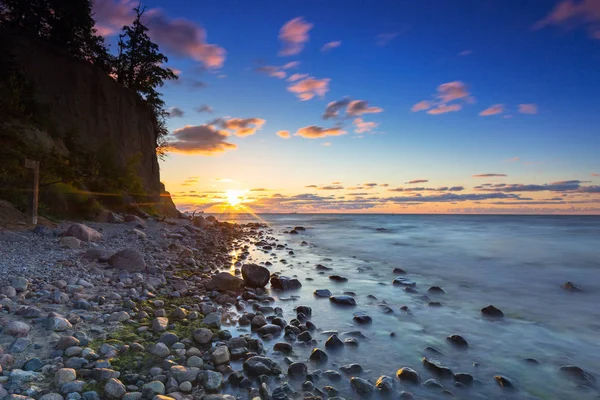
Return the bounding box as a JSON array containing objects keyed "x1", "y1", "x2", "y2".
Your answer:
[{"x1": 217, "y1": 214, "x2": 600, "y2": 399}]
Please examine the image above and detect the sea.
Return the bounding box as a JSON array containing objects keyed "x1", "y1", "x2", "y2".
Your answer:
[{"x1": 212, "y1": 213, "x2": 600, "y2": 399}]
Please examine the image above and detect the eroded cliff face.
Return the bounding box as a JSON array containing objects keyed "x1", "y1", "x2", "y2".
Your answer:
[{"x1": 5, "y1": 32, "x2": 161, "y2": 198}]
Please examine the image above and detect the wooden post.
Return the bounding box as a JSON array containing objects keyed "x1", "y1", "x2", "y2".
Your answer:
[{"x1": 24, "y1": 159, "x2": 39, "y2": 225}]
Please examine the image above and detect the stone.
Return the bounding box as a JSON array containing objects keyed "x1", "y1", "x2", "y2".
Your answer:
[
  {"x1": 494, "y1": 375, "x2": 516, "y2": 390},
  {"x1": 329, "y1": 275, "x2": 348, "y2": 282},
  {"x1": 4, "y1": 321, "x2": 31, "y2": 337},
  {"x1": 104, "y1": 378, "x2": 126, "y2": 398},
  {"x1": 243, "y1": 356, "x2": 282, "y2": 375},
  {"x1": 152, "y1": 317, "x2": 168, "y2": 333},
  {"x1": 273, "y1": 342, "x2": 293, "y2": 353},
  {"x1": 151, "y1": 343, "x2": 170, "y2": 357},
  {"x1": 241, "y1": 264, "x2": 270, "y2": 288},
  {"x1": 562, "y1": 281, "x2": 583, "y2": 292},
  {"x1": 158, "y1": 332, "x2": 179, "y2": 347},
  {"x1": 60, "y1": 236, "x2": 81, "y2": 249},
  {"x1": 393, "y1": 277, "x2": 416, "y2": 286},
  {"x1": 340, "y1": 364, "x2": 363, "y2": 374},
  {"x1": 559, "y1": 365, "x2": 596, "y2": 386},
  {"x1": 314, "y1": 289, "x2": 332, "y2": 298},
  {"x1": 309, "y1": 348, "x2": 328, "y2": 362},
  {"x1": 212, "y1": 346, "x2": 230, "y2": 365},
  {"x1": 109, "y1": 249, "x2": 146, "y2": 273},
  {"x1": 63, "y1": 224, "x2": 102, "y2": 242},
  {"x1": 179, "y1": 381, "x2": 192, "y2": 392},
  {"x1": 187, "y1": 356, "x2": 204, "y2": 368},
  {"x1": 353, "y1": 312, "x2": 372, "y2": 324},
  {"x1": 329, "y1": 295, "x2": 356, "y2": 306},
  {"x1": 0, "y1": 286, "x2": 16, "y2": 297},
  {"x1": 170, "y1": 366, "x2": 200, "y2": 383},
  {"x1": 257, "y1": 324, "x2": 282, "y2": 336},
  {"x1": 142, "y1": 381, "x2": 165, "y2": 397},
  {"x1": 203, "y1": 312, "x2": 222, "y2": 329},
  {"x1": 447, "y1": 334, "x2": 468, "y2": 348},
  {"x1": 375, "y1": 376, "x2": 394, "y2": 392},
  {"x1": 397, "y1": 367, "x2": 420, "y2": 384},
  {"x1": 11, "y1": 277, "x2": 29, "y2": 292},
  {"x1": 424, "y1": 378, "x2": 444, "y2": 390},
  {"x1": 393, "y1": 268, "x2": 406, "y2": 274},
  {"x1": 350, "y1": 377, "x2": 374, "y2": 395},
  {"x1": 422, "y1": 358, "x2": 453, "y2": 379},
  {"x1": 453, "y1": 373, "x2": 473, "y2": 386},
  {"x1": 428, "y1": 286, "x2": 445, "y2": 294},
  {"x1": 205, "y1": 273, "x2": 244, "y2": 292},
  {"x1": 288, "y1": 362, "x2": 307, "y2": 379},
  {"x1": 204, "y1": 370, "x2": 223, "y2": 391},
  {"x1": 39, "y1": 394, "x2": 64, "y2": 400},
  {"x1": 481, "y1": 305, "x2": 504, "y2": 318},
  {"x1": 193, "y1": 328, "x2": 213, "y2": 344},
  {"x1": 270, "y1": 275, "x2": 302, "y2": 291},
  {"x1": 297, "y1": 331, "x2": 312, "y2": 342},
  {"x1": 23, "y1": 357, "x2": 43, "y2": 371},
  {"x1": 325, "y1": 334, "x2": 344, "y2": 349},
  {"x1": 60, "y1": 380, "x2": 84, "y2": 394},
  {"x1": 109, "y1": 311, "x2": 130, "y2": 322}
]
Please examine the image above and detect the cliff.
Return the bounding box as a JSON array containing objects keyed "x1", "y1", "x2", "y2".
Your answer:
[{"x1": 0, "y1": 30, "x2": 179, "y2": 218}]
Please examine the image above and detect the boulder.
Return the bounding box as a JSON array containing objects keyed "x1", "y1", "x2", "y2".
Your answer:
[
  {"x1": 422, "y1": 358, "x2": 453, "y2": 379},
  {"x1": 206, "y1": 272, "x2": 244, "y2": 292},
  {"x1": 243, "y1": 356, "x2": 282, "y2": 375},
  {"x1": 329, "y1": 295, "x2": 356, "y2": 306},
  {"x1": 63, "y1": 223, "x2": 102, "y2": 242},
  {"x1": 193, "y1": 328, "x2": 213, "y2": 344},
  {"x1": 481, "y1": 305, "x2": 504, "y2": 318},
  {"x1": 447, "y1": 334, "x2": 468, "y2": 349},
  {"x1": 241, "y1": 264, "x2": 270, "y2": 288},
  {"x1": 109, "y1": 248, "x2": 146, "y2": 273},
  {"x1": 494, "y1": 375, "x2": 516, "y2": 390},
  {"x1": 314, "y1": 289, "x2": 332, "y2": 298},
  {"x1": 397, "y1": 367, "x2": 420, "y2": 384},
  {"x1": 562, "y1": 281, "x2": 583, "y2": 292},
  {"x1": 59, "y1": 236, "x2": 81, "y2": 249},
  {"x1": 3, "y1": 321, "x2": 31, "y2": 337},
  {"x1": 270, "y1": 275, "x2": 302, "y2": 291},
  {"x1": 104, "y1": 378, "x2": 126, "y2": 398},
  {"x1": 350, "y1": 377, "x2": 374, "y2": 395}
]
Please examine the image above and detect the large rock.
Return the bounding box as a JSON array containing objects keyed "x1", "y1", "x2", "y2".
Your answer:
[
  {"x1": 193, "y1": 328, "x2": 213, "y2": 344},
  {"x1": 63, "y1": 223, "x2": 102, "y2": 242},
  {"x1": 351, "y1": 377, "x2": 374, "y2": 395},
  {"x1": 109, "y1": 248, "x2": 146, "y2": 273},
  {"x1": 212, "y1": 346, "x2": 230, "y2": 365},
  {"x1": 205, "y1": 272, "x2": 244, "y2": 292},
  {"x1": 397, "y1": 367, "x2": 420, "y2": 384},
  {"x1": 170, "y1": 366, "x2": 200, "y2": 382},
  {"x1": 329, "y1": 295, "x2": 356, "y2": 306},
  {"x1": 104, "y1": 378, "x2": 126, "y2": 398},
  {"x1": 270, "y1": 275, "x2": 302, "y2": 291},
  {"x1": 3, "y1": 321, "x2": 31, "y2": 337},
  {"x1": 243, "y1": 356, "x2": 282, "y2": 375},
  {"x1": 241, "y1": 264, "x2": 270, "y2": 288},
  {"x1": 152, "y1": 317, "x2": 168, "y2": 333},
  {"x1": 46, "y1": 316, "x2": 72, "y2": 332}
]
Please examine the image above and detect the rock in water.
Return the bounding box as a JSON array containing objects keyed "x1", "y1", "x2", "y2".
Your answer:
[
  {"x1": 481, "y1": 305, "x2": 504, "y2": 318},
  {"x1": 561, "y1": 281, "x2": 583, "y2": 292},
  {"x1": 243, "y1": 356, "x2": 282, "y2": 375},
  {"x1": 447, "y1": 334, "x2": 469, "y2": 348},
  {"x1": 393, "y1": 277, "x2": 416, "y2": 286},
  {"x1": 63, "y1": 223, "x2": 102, "y2": 242},
  {"x1": 241, "y1": 264, "x2": 270, "y2": 288},
  {"x1": 314, "y1": 289, "x2": 332, "y2": 298},
  {"x1": 397, "y1": 367, "x2": 421, "y2": 384},
  {"x1": 375, "y1": 376, "x2": 394, "y2": 392},
  {"x1": 329, "y1": 295, "x2": 356, "y2": 306},
  {"x1": 559, "y1": 365, "x2": 596, "y2": 386},
  {"x1": 288, "y1": 362, "x2": 308, "y2": 379},
  {"x1": 353, "y1": 312, "x2": 372, "y2": 324},
  {"x1": 325, "y1": 334, "x2": 344, "y2": 349},
  {"x1": 350, "y1": 377, "x2": 374, "y2": 395},
  {"x1": 109, "y1": 248, "x2": 146, "y2": 273},
  {"x1": 309, "y1": 348, "x2": 328, "y2": 362},
  {"x1": 494, "y1": 375, "x2": 516, "y2": 390},
  {"x1": 270, "y1": 275, "x2": 302, "y2": 291},
  {"x1": 422, "y1": 358, "x2": 453, "y2": 379},
  {"x1": 206, "y1": 272, "x2": 244, "y2": 291}
]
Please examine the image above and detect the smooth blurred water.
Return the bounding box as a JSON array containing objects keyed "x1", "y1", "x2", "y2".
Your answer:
[{"x1": 217, "y1": 213, "x2": 600, "y2": 399}]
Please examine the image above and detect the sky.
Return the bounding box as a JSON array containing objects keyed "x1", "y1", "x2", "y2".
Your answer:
[{"x1": 93, "y1": 0, "x2": 600, "y2": 214}]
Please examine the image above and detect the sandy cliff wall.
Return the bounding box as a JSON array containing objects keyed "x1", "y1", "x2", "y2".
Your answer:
[{"x1": 5, "y1": 32, "x2": 161, "y2": 198}]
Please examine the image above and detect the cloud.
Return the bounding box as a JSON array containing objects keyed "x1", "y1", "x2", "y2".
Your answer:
[
  {"x1": 534, "y1": 0, "x2": 600, "y2": 40},
  {"x1": 479, "y1": 104, "x2": 504, "y2": 116},
  {"x1": 305, "y1": 185, "x2": 318, "y2": 188},
  {"x1": 323, "y1": 98, "x2": 383, "y2": 119},
  {"x1": 376, "y1": 33, "x2": 399, "y2": 46},
  {"x1": 250, "y1": 188, "x2": 269, "y2": 192},
  {"x1": 256, "y1": 65, "x2": 287, "y2": 79},
  {"x1": 93, "y1": 0, "x2": 227, "y2": 69},
  {"x1": 387, "y1": 193, "x2": 522, "y2": 203},
  {"x1": 276, "y1": 130, "x2": 291, "y2": 139},
  {"x1": 319, "y1": 185, "x2": 345, "y2": 190},
  {"x1": 473, "y1": 173, "x2": 508, "y2": 178},
  {"x1": 518, "y1": 103, "x2": 538, "y2": 114},
  {"x1": 288, "y1": 73, "x2": 308, "y2": 82},
  {"x1": 477, "y1": 180, "x2": 590, "y2": 192},
  {"x1": 287, "y1": 77, "x2": 331, "y2": 100},
  {"x1": 197, "y1": 105, "x2": 213, "y2": 113},
  {"x1": 322, "y1": 142, "x2": 332, "y2": 146},
  {"x1": 168, "y1": 107, "x2": 185, "y2": 117},
  {"x1": 458, "y1": 50, "x2": 473, "y2": 56},
  {"x1": 213, "y1": 117, "x2": 266, "y2": 137},
  {"x1": 295, "y1": 126, "x2": 347, "y2": 139},
  {"x1": 190, "y1": 80, "x2": 207, "y2": 88},
  {"x1": 353, "y1": 118, "x2": 378, "y2": 133},
  {"x1": 406, "y1": 179, "x2": 429, "y2": 184},
  {"x1": 507, "y1": 157, "x2": 520, "y2": 162},
  {"x1": 166, "y1": 125, "x2": 236, "y2": 155},
  {"x1": 321, "y1": 41, "x2": 341, "y2": 52},
  {"x1": 448, "y1": 186, "x2": 465, "y2": 191},
  {"x1": 279, "y1": 17, "x2": 313, "y2": 56},
  {"x1": 282, "y1": 61, "x2": 300, "y2": 69},
  {"x1": 413, "y1": 81, "x2": 474, "y2": 115},
  {"x1": 592, "y1": 173, "x2": 600, "y2": 177}
]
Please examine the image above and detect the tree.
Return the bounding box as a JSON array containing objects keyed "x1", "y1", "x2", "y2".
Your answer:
[{"x1": 114, "y1": 5, "x2": 177, "y2": 112}]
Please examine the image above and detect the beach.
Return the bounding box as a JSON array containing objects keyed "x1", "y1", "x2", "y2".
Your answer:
[{"x1": 1, "y1": 213, "x2": 599, "y2": 399}]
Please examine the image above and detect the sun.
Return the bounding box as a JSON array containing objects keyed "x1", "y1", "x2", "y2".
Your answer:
[{"x1": 225, "y1": 190, "x2": 245, "y2": 206}]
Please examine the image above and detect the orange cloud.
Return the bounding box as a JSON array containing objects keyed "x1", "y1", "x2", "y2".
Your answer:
[
  {"x1": 276, "y1": 130, "x2": 291, "y2": 139},
  {"x1": 354, "y1": 118, "x2": 378, "y2": 133},
  {"x1": 413, "y1": 81, "x2": 473, "y2": 115},
  {"x1": 321, "y1": 41, "x2": 341, "y2": 52},
  {"x1": 287, "y1": 76, "x2": 331, "y2": 100},
  {"x1": 295, "y1": 126, "x2": 347, "y2": 139},
  {"x1": 256, "y1": 65, "x2": 287, "y2": 79},
  {"x1": 473, "y1": 173, "x2": 507, "y2": 178},
  {"x1": 406, "y1": 179, "x2": 428, "y2": 184},
  {"x1": 534, "y1": 0, "x2": 600, "y2": 40},
  {"x1": 427, "y1": 104, "x2": 462, "y2": 114},
  {"x1": 518, "y1": 104, "x2": 538, "y2": 114},
  {"x1": 213, "y1": 117, "x2": 265, "y2": 137},
  {"x1": 279, "y1": 17, "x2": 313, "y2": 56},
  {"x1": 166, "y1": 125, "x2": 236, "y2": 155},
  {"x1": 282, "y1": 61, "x2": 300, "y2": 69},
  {"x1": 288, "y1": 73, "x2": 308, "y2": 82},
  {"x1": 411, "y1": 101, "x2": 431, "y2": 112},
  {"x1": 592, "y1": 173, "x2": 600, "y2": 177},
  {"x1": 479, "y1": 104, "x2": 505, "y2": 116}
]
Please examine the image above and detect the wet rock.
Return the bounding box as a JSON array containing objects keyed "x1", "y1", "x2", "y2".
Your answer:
[
  {"x1": 393, "y1": 277, "x2": 416, "y2": 286},
  {"x1": 481, "y1": 305, "x2": 504, "y2": 318},
  {"x1": 446, "y1": 334, "x2": 468, "y2": 348},
  {"x1": 375, "y1": 375, "x2": 394, "y2": 392},
  {"x1": 203, "y1": 312, "x2": 222, "y2": 329},
  {"x1": 393, "y1": 268, "x2": 406, "y2": 274},
  {"x1": 562, "y1": 281, "x2": 583, "y2": 292},
  {"x1": 350, "y1": 377, "x2": 374, "y2": 395},
  {"x1": 296, "y1": 305, "x2": 312, "y2": 317},
  {"x1": 242, "y1": 264, "x2": 270, "y2": 288},
  {"x1": 109, "y1": 249, "x2": 146, "y2": 273},
  {"x1": 251, "y1": 315, "x2": 267, "y2": 330},
  {"x1": 453, "y1": 373, "x2": 473, "y2": 386},
  {"x1": 243, "y1": 356, "x2": 282, "y2": 375},
  {"x1": 397, "y1": 367, "x2": 420, "y2": 384},
  {"x1": 422, "y1": 358, "x2": 453, "y2": 379},
  {"x1": 273, "y1": 342, "x2": 292, "y2": 353},
  {"x1": 399, "y1": 392, "x2": 415, "y2": 399},
  {"x1": 378, "y1": 305, "x2": 394, "y2": 314},
  {"x1": 494, "y1": 375, "x2": 516, "y2": 390},
  {"x1": 340, "y1": 364, "x2": 363, "y2": 374},
  {"x1": 314, "y1": 289, "x2": 332, "y2": 298},
  {"x1": 559, "y1": 365, "x2": 596, "y2": 386},
  {"x1": 428, "y1": 286, "x2": 445, "y2": 294},
  {"x1": 288, "y1": 362, "x2": 308, "y2": 379},
  {"x1": 63, "y1": 223, "x2": 102, "y2": 242},
  {"x1": 4, "y1": 321, "x2": 31, "y2": 337},
  {"x1": 193, "y1": 328, "x2": 213, "y2": 344},
  {"x1": 424, "y1": 379, "x2": 444, "y2": 390},
  {"x1": 353, "y1": 312, "x2": 372, "y2": 324},
  {"x1": 316, "y1": 264, "x2": 332, "y2": 271},
  {"x1": 104, "y1": 378, "x2": 126, "y2": 398},
  {"x1": 325, "y1": 334, "x2": 344, "y2": 349},
  {"x1": 309, "y1": 348, "x2": 328, "y2": 363},
  {"x1": 329, "y1": 275, "x2": 348, "y2": 283},
  {"x1": 329, "y1": 295, "x2": 356, "y2": 306},
  {"x1": 270, "y1": 275, "x2": 302, "y2": 291},
  {"x1": 522, "y1": 358, "x2": 539, "y2": 365},
  {"x1": 297, "y1": 331, "x2": 312, "y2": 342},
  {"x1": 344, "y1": 337, "x2": 359, "y2": 346},
  {"x1": 257, "y1": 324, "x2": 282, "y2": 336},
  {"x1": 206, "y1": 272, "x2": 244, "y2": 292}
]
